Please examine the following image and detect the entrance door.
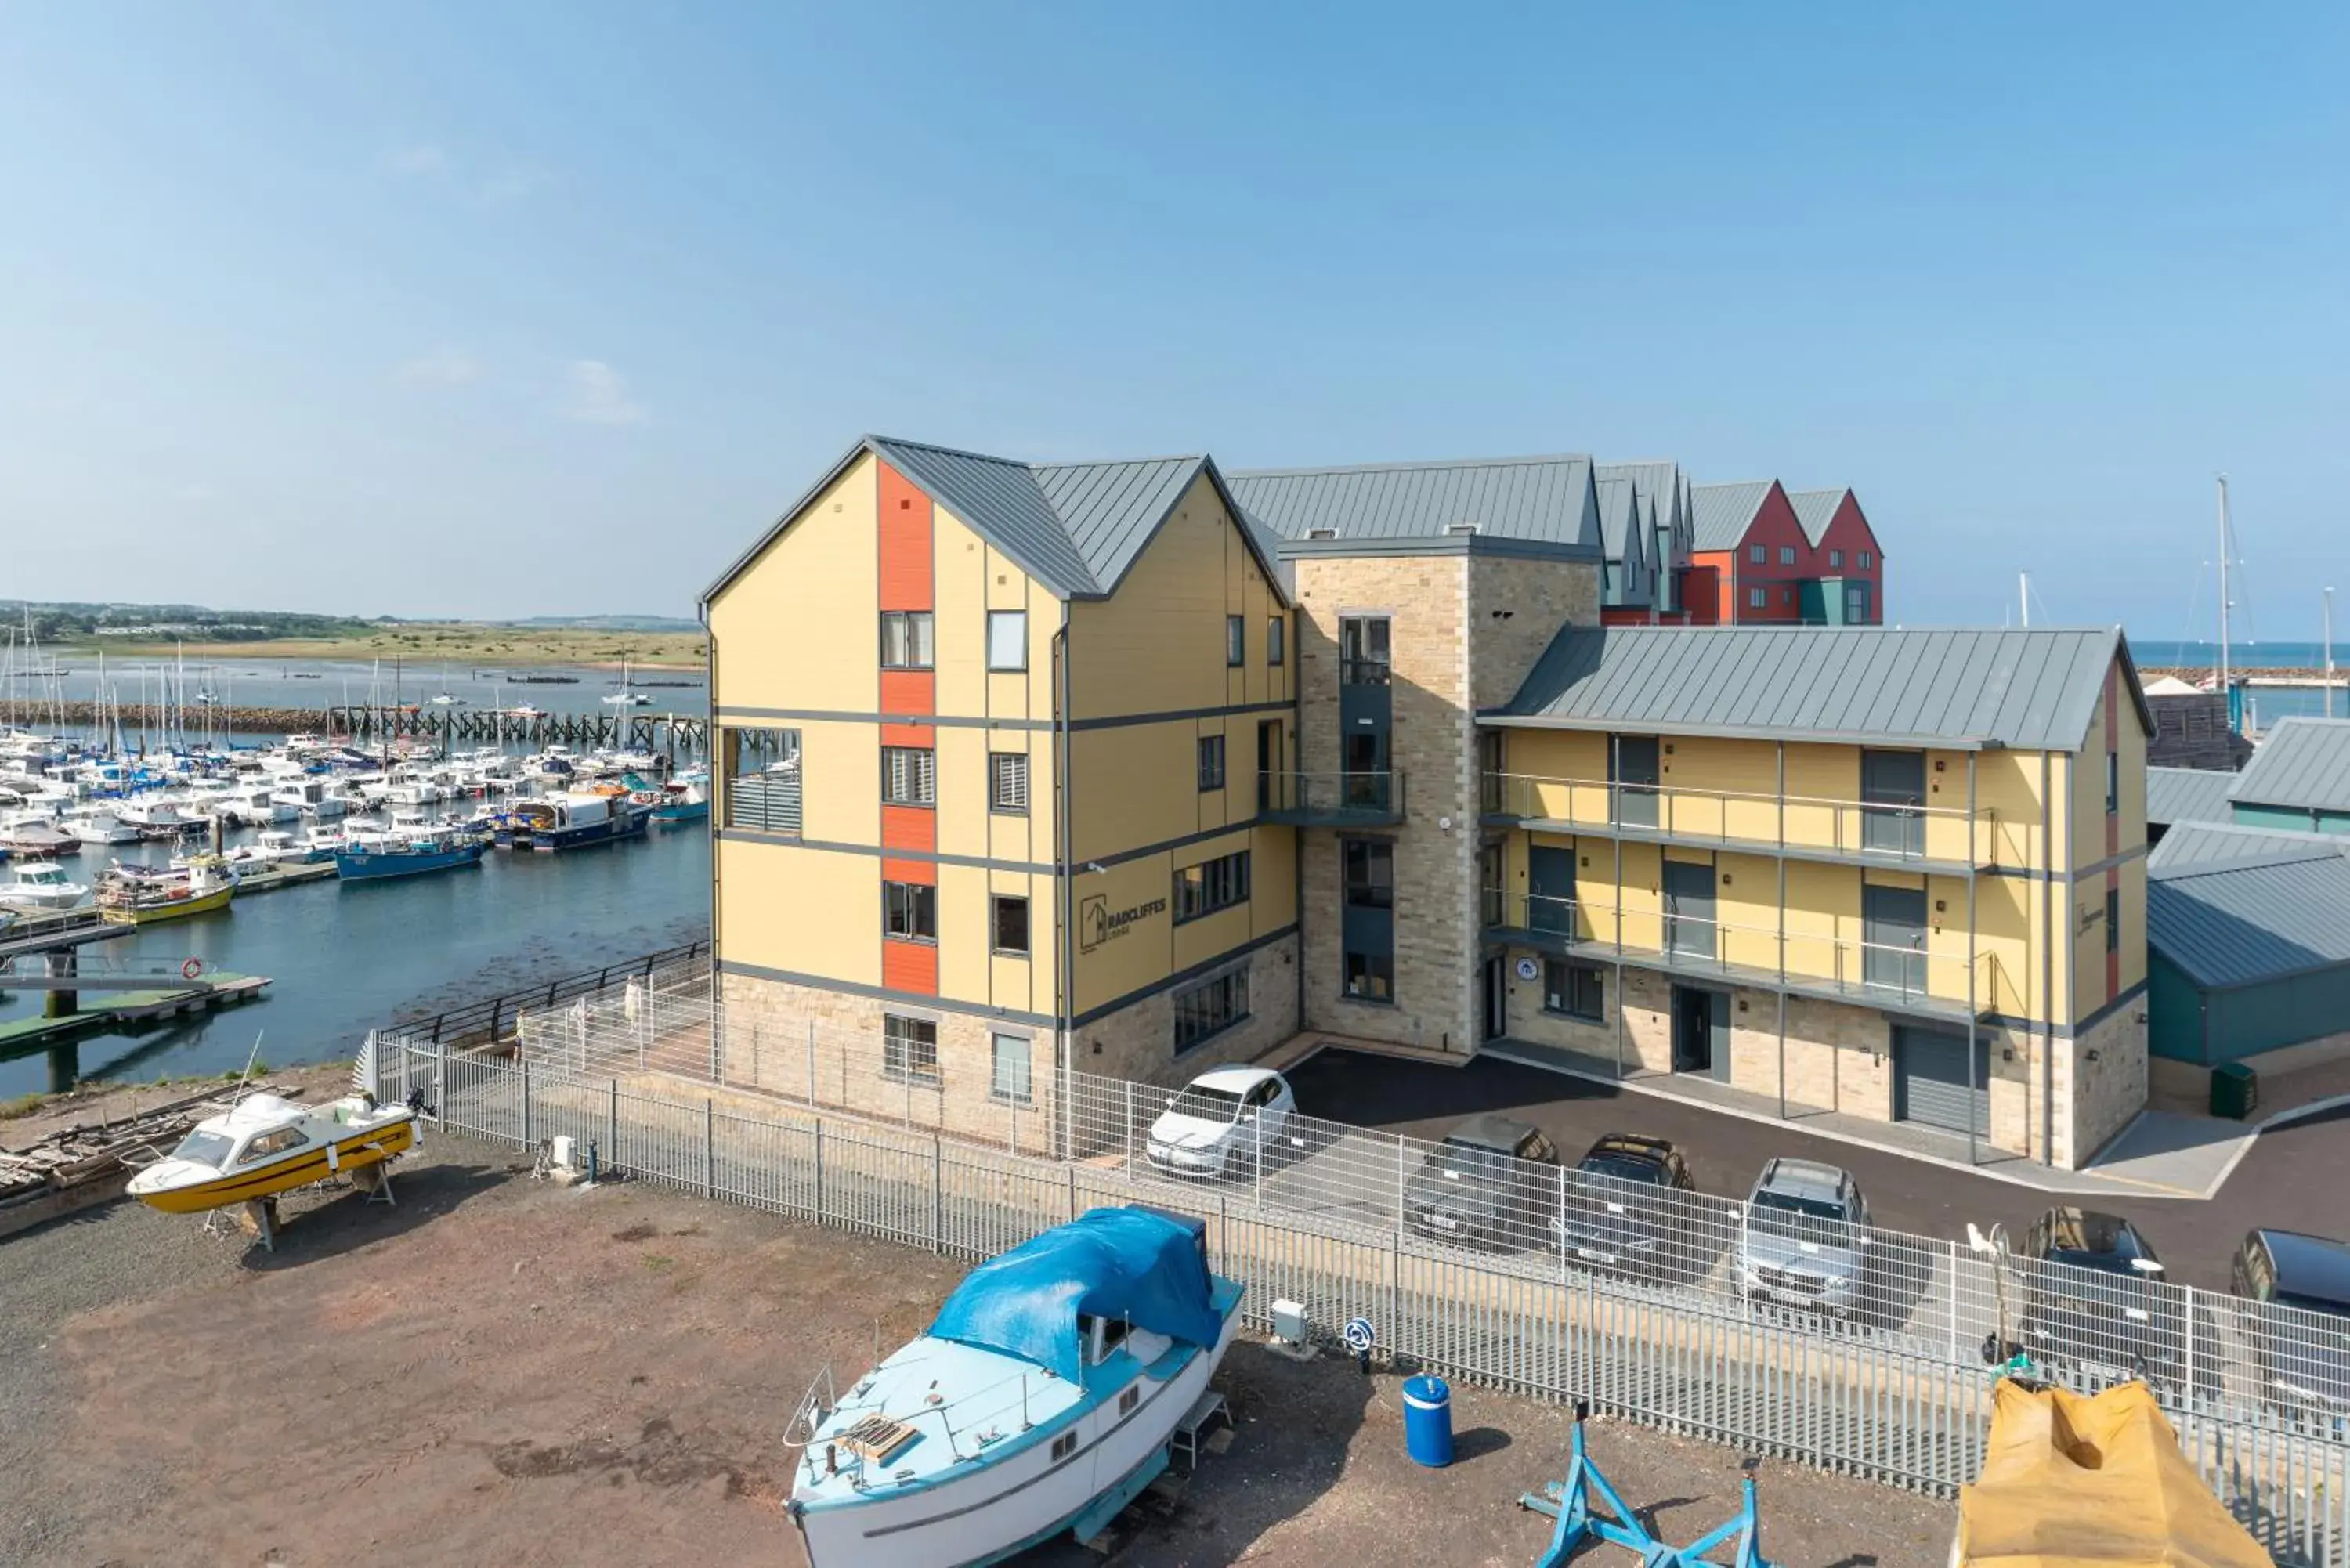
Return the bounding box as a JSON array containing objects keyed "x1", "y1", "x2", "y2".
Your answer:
[
  {"x1": 1672, "y1": 986, "x2": 1729, "y2": 1079},
  {"x1": 1256, "y1": 718, "x2": 1282, "y2": 812},
  {"x1": 1862, "y1": 883, "x2": 1929, "y2": 996},
  {"x1": 1613, "y1": 737, "x2": 1661, "y2": 829},
  {"x1": 1860, "y1": 750, "x2": 1926, "y2": 858},
  {"x1": 1528, "y1": 844, "x2": 1575, "y2": 936},
  {"x1": 1662, "y1": 858, "x2": 1716, "y2": 961},
  {"x1": 1896, "y1": 1026, "x2": 1989, "y2": 1133},
  {"x1": 1483, "y1": 955, "x2": 1507, "y2": 1041}
]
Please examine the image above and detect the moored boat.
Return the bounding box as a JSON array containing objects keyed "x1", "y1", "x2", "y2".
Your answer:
[
  {"x1": 0, "y1": 859, "x2": 92, "y2": 911},
  {"x1": 497, "y1": 791, "x2": 650, "y2": 851},
  {"x1": 96, "y1": 859, "x2": 237, "y2": 925},
  {"x1": 334, "y1": 825, "x2": 488, "y2": 882},
  {"x1": 127, "y1": 1091, "x2": 418, "y2": 1215}
]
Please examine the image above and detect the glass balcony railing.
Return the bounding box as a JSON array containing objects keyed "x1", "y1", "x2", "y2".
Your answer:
[{"x1": 1256, "y1": 769, "x2": 1406, "y2": 826}]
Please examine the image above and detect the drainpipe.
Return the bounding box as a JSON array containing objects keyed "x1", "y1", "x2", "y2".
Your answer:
[
  {"x1": 1966, "y1": 752, "x2": 1979, "y2": 1168},
  {"x1": 2041, "y1": 752, "x2": 2055, "y2": 1166},
  {"x1": 702, "y1": 602, "x2": 719, "y2": 1019},
  {"x1": 1053, "y1": 616, "x2": 1074, "y2": 1162}
]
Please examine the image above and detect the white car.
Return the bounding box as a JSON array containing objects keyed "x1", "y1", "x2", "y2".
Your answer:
[{"x1": 1144, "y1": 1067, "x2": 1296, "y2": 1179}]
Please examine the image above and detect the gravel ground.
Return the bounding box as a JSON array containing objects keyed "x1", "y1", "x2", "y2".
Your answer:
[{"x1": 1, "y1": 1122, "x2": 1954, "y2": 1568}]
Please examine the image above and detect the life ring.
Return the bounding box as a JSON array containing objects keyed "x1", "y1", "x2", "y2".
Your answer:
[{"x1": 181, "y1": 958, "x2": 204, "y2": 980}]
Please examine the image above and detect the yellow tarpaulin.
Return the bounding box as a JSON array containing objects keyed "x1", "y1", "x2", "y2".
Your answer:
[{"x1": 1958, "y1": 1380, "x2": 2270, "y2": 1568}]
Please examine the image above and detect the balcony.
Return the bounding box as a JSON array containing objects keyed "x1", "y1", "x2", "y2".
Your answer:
[
  {"x1": 1257, "y1": 769, "x2": 1407, "y2": 828},
  {"x1": 1483, "y1": 890, "x2": 2001, "y2": 1024},
  {"x1": 1481, "y1": 771, "x2": 2008, "y2": 873}
]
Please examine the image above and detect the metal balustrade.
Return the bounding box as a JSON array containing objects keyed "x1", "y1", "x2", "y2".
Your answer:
[{"x1": 1256, "y1": 768, "x2": 1407, "y2": 826}]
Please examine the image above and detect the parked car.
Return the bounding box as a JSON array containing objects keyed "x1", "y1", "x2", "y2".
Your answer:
[
  {"x1": 1550, "y1": 1133, "x2": 1697, "y2": 1282},
  {"x1": 2230, "y1": 1228, "x2": 2350, "y2": 1422},
  {"x1": 1143, "y1": 1067, "x2": 1295, "y2": 1179},
  {"x1": 1734, "y1": 1158, "x2": 1872, "y2": 1318},
  {"x1": 1403, "y1": 1115, "x2": 1562, "y2": 1250},
  {"x1": 2014, "y1": 1208, "x2": 2184, "y2": 1389}
]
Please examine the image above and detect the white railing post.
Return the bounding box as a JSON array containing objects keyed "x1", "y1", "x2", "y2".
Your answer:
[
  {"x1": 1124, "y1": 1079, "x2": 1135, "y2": 1166},
  {"x1": 1947, "y1": 1238, "x2": 1959, "y2": 1364},
  {"x1": 2184, "y1": 1284, "x2": 2196, "y2": 1398},
  {"x1": 806, "y1": 1019, "x2": 816, "y2": 1106},
  {"x1": 703, "y1": 1097, "x2": 714, "y2": 1198}
]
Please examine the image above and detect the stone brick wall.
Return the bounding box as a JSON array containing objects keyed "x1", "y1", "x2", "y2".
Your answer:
[
  {"x1": 2061, "y1": 999, "x2": 2149, "y2": 1169},
  {"x1": 1072, "y1": 933, "x2": 1301, "y2": 1089},
  {"x1": 1466, "y1": 553, "x2": 1600, "y2": 710}
]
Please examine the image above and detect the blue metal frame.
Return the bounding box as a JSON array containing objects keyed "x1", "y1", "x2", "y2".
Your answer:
[{"x1": 1519, "y1": 1422, "x2": 1777, "y2": 1568}]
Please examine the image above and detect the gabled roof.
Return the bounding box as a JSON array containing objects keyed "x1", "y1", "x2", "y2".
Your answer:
[
  {"x1": 703, "y1": 435, "x2": 1289, "y2": 605},
  {"x1": 1689, "y1": 480, "x2": 1777, "y2": 551},
  {"x1": 2146, "y1": 766, "x2": 2240, "y2": 829},
  {"x1": 2228, "y1": 717, "x2": 2350, "y2": 815},
  {"x1": 1491, "y1": 626, "x2": 2150, "y2": 752},
  {"x1": 1787, "y1": 488, "x2": 1852, "y2": 547},
  {"x1": 1596, "y1": 477, "x2": 1643, "y2": 561},
  {"x1": 1226, "y1": 453, "x2": 1600, "y2": 553},
  {"x1": 2148, "y1": 842, "x2": 2350, "y2": 989},
  {"x1": 2149, "y1": 819, "x2": 2350, "y2": 876}
]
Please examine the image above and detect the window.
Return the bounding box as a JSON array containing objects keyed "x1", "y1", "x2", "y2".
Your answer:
[
  {"x1": 2106, "y1": 888, "x2": 2120, "y2": 955},
  {"x1": 1859, "y1": 551, "x2": 1872, "y2": 569},
  {"x1": 721, "y1": 727, "x2": 801, "y2": 834},
  {"x1": 1845, "y1": 581, "x2": 1873, "y2": 623},
  {"x1": 881, "y1": 1014, "x2": 938, "y2": 1082},
  {"x1": 1340, "y1": 616, "x2": 1390, "y2": 685},
  {"x1": 986, "y1": 610, "x2": 1026, "y2": 671},
  {"x1": 2106, "y1": 753, "x2": 2119, "y2": 815},
  {"x1": 1779, "y1": 545, "x2": 1797, "y2": 566},
  {"x1": 1174, "y1": 850, "x2": 1251, "y2": 923},
  {"x1": 1829, "y1": 549, "x2": 1843, "y2": 569},
  {"x1": 1343, "y1": 950, "x2": 1394, "y2": 1001},
  {"x1": 989, "y1": 752, "x2": 1029, "y2": 814},
  {"x1": 1748, "y1": 587, "x2": 1767, "y2": 609},
  {"x1": 1050, "y1": 1432, "x2": 1078, "y2": 1462},
  {"x1": 1749, "y1": 544, "x2": 1766, "y2": 564},
  {"x1": 883, "y1": 881, "x2": 937, "y2": 941},
  {"x1": 992, "y1": 894, "x2": 1029, "y2": 955},
  {"x1": 1267, "y1": 616, "x2": 1285, "y2": 666},
  {"x1": 1173, "y1": 963, "x2": 1249, "y2": 1052},
  {"x1": 990, "y1": 1032, "x2": 1031, "y2": 1104},
  {"x1": 1119, "y1": 1386, "x2": 1141, "y2": 1414},
  {"x1": 879, "y1": 611, "x2": 934, "y2": 670},
  {"x1": 1544, "y1": 959, "x2": 1605, "y2": 1021},
  {"x1": 1197, "y1": 734, "x2": 1226, "y2": 792},
  {"x1": 238, "y1": 1128, "x2": 305, "y2": 1165},
  {"x1": 1344, "y1": 839, "x2": 1393, "y2": 909},
  {"x1": 1226, "y1": 614, "x2": 1246, "y2": 667},
  {"x1": 880, "y1": 746, "x2": 935, "y2": 806}
]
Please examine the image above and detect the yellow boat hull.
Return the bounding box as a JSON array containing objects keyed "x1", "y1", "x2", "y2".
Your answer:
[
  {"x1": 135, "y1": 1116, "x2": 417, "y2": 1214},
  {"x1": 100, "y1": 883, "x2": 235, "y2": 926}
]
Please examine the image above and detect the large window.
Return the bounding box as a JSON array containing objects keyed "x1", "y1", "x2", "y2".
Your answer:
[
  {"x1": 1173, "y1": 964, "x2": 1249, "y2": 1053},
  {"x1": 2106, "y1": 753, "x2": 2119, "y2": 815},
  {"x1": 1226, "y1": 614, "x2": 1246, "y2": 667},
  {"x1": 1174, "y1": 851, "x2": 1251, "y2": 923},
  {"x1": 881, "y1": 746, "x2": 935, "y2": 807},
  {"x1": 987, "y1": 610, "x2": 1027, "y2": 671},
  {"x1": 990, "y1": 752, "x2": 1029, "y2": 814},
  {"x1": 1343, "y1": 951, "x2": 1393, "y2": 1001},
  {"x1": 990, "y1": 1032, "x2": 1031, "y2": 1104},
  {"x1": 1749, "y1": 544, "x2": 1766, "y2": 565},
  {"x1": 721, "y1": 727, "x2": 801, "y2": 834},
  {"x1": 992, "y1": 894, "x2": 1029, "y2": 956},
  {"x1": 880, "y1": 611, "x2": 934, "y2": 670},
  {"x1": 1779, "y1": 545, "x2": 1797, "y2": 566},
  {"x1": 1344, "y1": 839, "x2": 1393, "y2": 909},
  {"x1": 1845, "y1": 581, "x2": 1872, "y2": 623},
  {"x1": 884, "y1": 881, "x2": 937, "y2": 941},
  {"x1": 1748, "y1": 587, "x2": 1766, "y2": 609},
  {"x1": 2106, "y1": 888, "x2": 2120, "y2": 955},
  {"x1": 1197, "y1": 735, "x2": 1226, "y2": 792},
  {"x1": 1267, "y1": 616, "x2": 1285, "y2": 667},
  {"x1": 1340, "y1": 616, "x2": 1390, "y2": 686},
  {"x1": 882, "y1": 1015, "x2": 938, "y2": 1083},
  {"x1": 1545, "y1": 959, "x2": 1605, "y2": 1021}
]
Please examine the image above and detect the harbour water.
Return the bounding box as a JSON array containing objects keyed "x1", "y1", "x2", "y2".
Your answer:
[
  {"x1": 0, "y1": 821, "x2": 710, "y2": 1099},
  {"x1": 13, "y1": 655, "x2": 705, "y2": 724}
]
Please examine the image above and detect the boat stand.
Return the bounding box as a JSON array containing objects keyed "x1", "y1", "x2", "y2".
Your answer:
[
  {"x1": 1518, "y1": 1419, "x2": 1777, "y2": 1568},
  {"x1": 204, "y1": 1196, "x2": 283, "y2": 1252}
]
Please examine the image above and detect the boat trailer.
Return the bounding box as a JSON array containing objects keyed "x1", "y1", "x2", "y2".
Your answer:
[{"x1": 1518, "y1": 1415, "x2": 1777, "y2": 1568}]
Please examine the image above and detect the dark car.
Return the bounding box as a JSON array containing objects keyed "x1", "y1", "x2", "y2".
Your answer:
[
  {"x1": 2014, "y1": 1207, "x2": 2185, "y2": 1389},
  {"x1": 2232, "y1": 1228, "x2": 2350, "y2": 1423},
  {"x1": 1550, "y1": 1133, "x2": 1697, "y2": 1283},
  {"x1": 1402, "y1": 1115, "x2": 1562, "y2": 1250}
]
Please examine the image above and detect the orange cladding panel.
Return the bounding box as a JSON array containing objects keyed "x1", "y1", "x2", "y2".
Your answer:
[
  {"x1": 883, "y1": 938, "x2": 938, "y2": 995},
  {"x1": 877, "y1": 462, "x2": 933, "y2": 611},
  {"x1": 881, "y1": 810, "x2": 936, "y2": 857},
  {"x1": 880, "y1": 670, "x2": 935, "y2": 716}
]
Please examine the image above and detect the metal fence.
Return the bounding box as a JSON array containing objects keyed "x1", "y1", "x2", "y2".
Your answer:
[{"x1": 379, "y1": 1015, "x2": 2350, "y2": 1564}]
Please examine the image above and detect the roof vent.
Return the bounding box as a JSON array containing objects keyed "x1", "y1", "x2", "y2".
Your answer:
[
  {"x1": 1306, "y1": 526, "x2": 1340, "y2": 540},
  {"x1": 1445, "y1": 522, "x2": 1480, "y2": 536}
]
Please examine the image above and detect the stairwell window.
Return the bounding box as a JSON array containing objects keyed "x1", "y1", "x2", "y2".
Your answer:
[
  {"x1": 882, "y1": 1014, "x2": 938, "y2": 1084},
  {"x1": 2106, "y1": 888, "x2": 2120, "y2": 955},
  {"x1": 1267, "y1": 616, "x2": 1285, "y2": 667},
  {"x1": 2106, "y1": 753, "x2": 2119, "y2": 815},
  {"x1": 880, "y1": 611, "x2": 934, "y2": 670},
  {"x1": 883, "y1": 881, "x2": 936, "y2": 941},
  {"x1": 881, "y1": 746, "x2": 935, "y2": 807},
  {"x1": 1197, "y1": 735, "x2": 1226, "y2": 792},
  {"x1": 1340, "y1": 616, "x2": 1390, "y2": 686},
  {"x1": 990, "y1": 752, "x2": 1029, "y2": 815},
  {"x1": 1226, "y1": 614, "x2": 1246, "y2": 667},
  {"x1": 987, "y1": 611, "x2": 1027, "y2": 672}
]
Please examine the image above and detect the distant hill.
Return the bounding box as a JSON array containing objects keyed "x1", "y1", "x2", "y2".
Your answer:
[{"x1": 3, "y1": 600, "x2": 699, "y2": 644}]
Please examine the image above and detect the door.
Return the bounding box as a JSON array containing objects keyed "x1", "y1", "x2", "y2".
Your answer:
[
  {"x1": 1528, "y1": 844, "x2": 1575, "y2": 936},
  {"x1": 1482, "y1": 955, "x2": 1507, "y2": 1041},
  {"x1": 1663, "y1": 858, "x2": 1716, "y2": 960},
  {"x1": 1862, "y1": 883, "x2": 1929, "y2": 995},
  {"x1": 1613, "y1": 737, "x2": 1661, "y2": 829},
  {"x1": 1256, "y1": 719, "x2": 1282, "y2": 812},
  {"x1": 1895, "y1": 1026, "x2": 1989, "y2": 1133},
  {"x1": 1860, "y1": 750, "x2": 1926, "y2": 858},
  {"x1": 1343, "y1": 730, "x2": 1390, "y2": 811},
  {"x1": 1672, "y1": 986, "x2": 1728, "y2": 1078}
]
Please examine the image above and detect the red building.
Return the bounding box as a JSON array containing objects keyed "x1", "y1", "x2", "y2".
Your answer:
[
  {"x1": 1787, "y1": 488, "x2": 1885, "y2": 625},
  {"x1": 1683, "y1": 479, "x2": 1885, "y2": 625}
]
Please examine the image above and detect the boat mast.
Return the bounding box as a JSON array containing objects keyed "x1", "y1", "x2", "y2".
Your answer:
[
  {"x1": 2019, "y1": 573, "x2": 2030, "y2": 627},
  {"x1": 2327, "y1": 586, "x2": 2338, "y2": 722},
  {"x1": 2216, "y1": 475, "x2": 2232, "y2": 716}
]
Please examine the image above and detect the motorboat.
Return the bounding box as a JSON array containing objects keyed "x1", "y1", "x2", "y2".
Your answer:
[
  {"x1": 127, "y1": 1091, "x2": 418, "y2": 1215},
  {"x1": 63, "y1": 809, "x2": 142, "y2": 845},
  {"x1": 648, "y1": 775, "x2": 709, "y2": 826},
  {"x1": 228, "y1": 829, "x2": 328, "y2": 869},
  {"x1": 786, "y1": 1207, "x2": 1244, "y2": 1568},
  {"x1": 335, "y1": 824, "x2": 488, "y2": 882},
  {"x1": 114, "y1": 795, "x2": 201, "y2": 837},
  {"x1": 0, "y1": 860, "x2": 91, "y2": 911},
  {"x1": 0, "y1": 816, "x2": 78, "y2": 858},
  {"x1": 272, "y1": 778, "x2": 350, "y2": 819},
  {"x1": 497, "y1": 791, "x2": 649, "y2": 852},
  {"x1": 96, "y1": 858, "x2": 236, "y2": 925}
]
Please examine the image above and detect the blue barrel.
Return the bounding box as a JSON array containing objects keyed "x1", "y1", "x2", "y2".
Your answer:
[{"x1": 1401, "y1": 1374, "x2": 1453, "y2": 1467}]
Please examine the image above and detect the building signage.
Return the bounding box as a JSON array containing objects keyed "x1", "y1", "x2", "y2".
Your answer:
[{"x1": 1079, "y1": 893, "x2": 1168, "y2": 954}]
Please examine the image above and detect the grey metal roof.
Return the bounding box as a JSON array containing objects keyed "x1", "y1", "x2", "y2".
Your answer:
[
  {"x1": 1226, "y1": 454, "x2": 1600, "y2": 551},
  {"x1": 1787, "y1": 488, "x2": 1849, "y2": 547},
  {"x1": 2148, "y1": 819, "x2": 2349, "y2": 876},
  {"x1": 703, "y1": 435, "x2": 1289, "y2": 605},
  {"x1": 2148, "y1": 850, "x2": 2350, "y2": 989},
  {"x1": 2146, "y1": 766, "x2": 2240, "y2": 828},
  {"x1": 2228, "y1": 717, "x2": 2350, "y2": 814},
  {"x1": 1689, "y1": 481, "x2": 1775, "y2": 551},
  {"x1": 1491, "y1": 626, "x2": 2146, "y2": 752},
  {"x1": 1596, "y1": 478, "x2": 1640, "y2": 560}
]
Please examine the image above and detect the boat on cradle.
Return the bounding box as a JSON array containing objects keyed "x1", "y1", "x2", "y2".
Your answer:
[
  {"x1": 786, "y1": 1206, "x2": 1245, "y2": 1568},
  {"x1": 96, "y1": 859, "x2": 237, "y2": 925},
  {"x1": 497, "y1": 791, "x2": 649, "y2": 851},
  {"x1": 127, "y1": 1091, "x2": 418, "y2": 1216},
  {"x1": 0, "y1": 816, "x2": 78, "y2": 858},
  {"x1": 334, "y1": 824, "x2": 488, "y2": 882},
  {"x1": 0, "y1": 859, "x2": 92, "y2": 911}
]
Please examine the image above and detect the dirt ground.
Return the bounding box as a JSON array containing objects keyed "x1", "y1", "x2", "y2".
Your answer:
[{"x1": 3, "y1": 1128, "x2": 1954, "y2": 1568}]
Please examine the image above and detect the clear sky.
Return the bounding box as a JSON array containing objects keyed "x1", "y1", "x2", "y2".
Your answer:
[{"x1": 3, "y1": 5, "x2": 2344, "y2": 638}]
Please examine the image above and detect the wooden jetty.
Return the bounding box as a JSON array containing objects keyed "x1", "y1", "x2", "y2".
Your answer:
[
  {"x1": 34, "y1": 701, "x2": 708, "y2": 753},
  {"x1": 0, "y1": 973, "x2": 271, "y2": 1062}
]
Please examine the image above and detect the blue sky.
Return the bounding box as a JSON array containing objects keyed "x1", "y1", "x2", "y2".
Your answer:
[{"x1": 3, "y1": 5, "x2": 2344, "y2": 638}]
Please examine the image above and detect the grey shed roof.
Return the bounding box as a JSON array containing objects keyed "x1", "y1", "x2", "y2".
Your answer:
[
  {"x1": 1596, "y1": 478, "x2": 1643, "y2": 562},
  {"x1": 1226, "y1": 454, "x2": 1600, "y2": 551},
  {"x1": 1787, "y1": 488, "x2": 1851, "y2": 547},
  {"x1": 703, "y1": 435, "x2": 1288, "y2": 605},
  {"x1": 2146, "y1": 766, "x2": 2240, "y2": 829},
  {"x1": 2149, "y1": 819, "x2": 2350, "y2": 876},
  {"x1": 2148, "y1": 847, "x2": 2350, "y2": 989},
  {"x1": 1597, "y1": 461, "x2": 1692, "y2": 559},
  {"x1": 2228, "y1": 717, "x2": 2350, "y2": 813},
  {"x1": 1491, "y1": 625, "x2": 2150, "y2": 752},
  {"x1": 1690, "y1": 481, "x2": 1776, "y2": 551}
]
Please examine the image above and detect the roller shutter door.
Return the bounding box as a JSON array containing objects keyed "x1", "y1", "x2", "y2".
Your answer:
[{"x1": 1896, "y1": 1026, "x2": 1988, "y2": 1134}]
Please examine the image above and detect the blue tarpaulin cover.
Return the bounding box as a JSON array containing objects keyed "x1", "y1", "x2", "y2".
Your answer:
[{"x1": 928, "y1": 1207, "x2": 1221, "y2": 1384}]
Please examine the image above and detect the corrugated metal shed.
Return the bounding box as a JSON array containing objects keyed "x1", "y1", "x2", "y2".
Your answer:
[
  {"x1": 2229, "y1": 717, "x2": 2350, "y2": 813},
  {"x1": 2146, "y1": 767, "x2": 2240, "y2": 829},
  {"x1": 1493, "y1": 625, "x2": 2144, "y2": 752},
  {"x1": 1689, "y1": 481, "x2": 1774, "y2": 551},
  {"x1": 2148, "y1": 819, "x2": 2348, "y2": 874},
  {"x1": 1787, "y1": 488, "x2": 1850, "y2": 547},
  {"x1": 2148, "y1": 853, "x2": 2350, "y2": 988},
  {"x1": 1226, "y1": 454, "x2": 1600, "y2": 550}
]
